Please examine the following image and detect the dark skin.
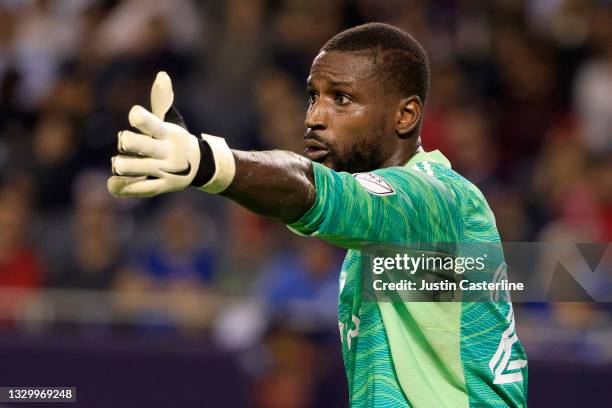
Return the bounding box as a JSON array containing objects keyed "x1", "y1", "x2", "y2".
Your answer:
[{"x1": 221, "y1": 50, "x2": 423, "y2": 223}]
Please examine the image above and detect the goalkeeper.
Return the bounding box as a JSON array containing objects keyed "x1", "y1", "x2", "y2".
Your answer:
[{"x1": 109, "y1": 23, "x2": 528, "y2": 407}]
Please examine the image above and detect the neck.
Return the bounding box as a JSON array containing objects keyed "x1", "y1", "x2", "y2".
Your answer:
[{"x1": 380, "y1": 138, "x2": 422, "y2": 168}]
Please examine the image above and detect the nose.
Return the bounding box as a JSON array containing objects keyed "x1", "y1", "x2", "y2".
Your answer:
[{"x1": 305, "y1": 100, "x2": 327, "y2": 130}]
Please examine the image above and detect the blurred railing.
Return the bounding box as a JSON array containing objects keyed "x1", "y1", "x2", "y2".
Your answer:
[
  {"x1": 0, "y1": 287, "x2": 226, "y2": 329},
  {"x1": 1, "y1": 288, "x2": 612, "y2": 362}
]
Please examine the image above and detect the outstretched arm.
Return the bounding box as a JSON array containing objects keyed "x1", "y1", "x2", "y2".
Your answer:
[
  {"x1": 108, "y1": 72, "x2": 316, "y2": 224},
  {"x1": 221, "y1": 150, "x2": 316, "y2": 224},
  {"x1": 108, "y1": 73, "x2": 460, "y2": 248}
]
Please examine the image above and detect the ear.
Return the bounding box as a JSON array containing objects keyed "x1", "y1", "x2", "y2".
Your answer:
[{"x1": 395, "y1": 96, "x2": 422, "y2": 138}]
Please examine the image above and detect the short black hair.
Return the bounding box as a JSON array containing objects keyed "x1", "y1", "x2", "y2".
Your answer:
[{"x1": 321, "y1": 22, "x2": 430, "y2": 103}]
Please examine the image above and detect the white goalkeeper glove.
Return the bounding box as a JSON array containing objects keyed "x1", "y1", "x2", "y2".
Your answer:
[{"x1": 107, "y1": 71, "x2": 236, "y2": 197}]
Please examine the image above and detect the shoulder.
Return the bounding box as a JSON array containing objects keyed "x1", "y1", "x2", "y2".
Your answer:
[{"x1": 368, "y1": 164, "x2": 458, "y2": 203}]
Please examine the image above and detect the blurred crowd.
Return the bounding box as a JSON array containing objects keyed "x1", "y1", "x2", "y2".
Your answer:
[{"x1": 0, "y1": 0, "x2": 611, "y2": 405}]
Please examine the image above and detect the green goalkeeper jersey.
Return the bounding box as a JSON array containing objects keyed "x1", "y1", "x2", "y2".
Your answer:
[{"x1": 289, "y1": 149, "x2": 528, "y2": 407}]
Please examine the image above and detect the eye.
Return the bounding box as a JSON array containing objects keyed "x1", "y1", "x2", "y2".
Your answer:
[
  {"x1": 308, "y1": 91, "x2": 319, "y2": 104},
  {"x1": 335, "y1": 93, "x2": 351, "y2": 106}
]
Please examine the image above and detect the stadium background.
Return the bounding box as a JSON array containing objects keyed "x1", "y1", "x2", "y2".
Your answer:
[{"x1": 0, "y1": 0, "x2": 611, "y2": 406}]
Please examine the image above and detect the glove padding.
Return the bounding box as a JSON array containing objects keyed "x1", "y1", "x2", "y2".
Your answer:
[{"x1": 108, "y1": 72, "x2": 201, "y2": 197}]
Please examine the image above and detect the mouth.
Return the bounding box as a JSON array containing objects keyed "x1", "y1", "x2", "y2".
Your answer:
[{"x1": 304, "y1": 139, "x2": 330, "y2": 162}]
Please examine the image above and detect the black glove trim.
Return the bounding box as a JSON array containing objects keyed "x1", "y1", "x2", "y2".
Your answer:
[{"x1": 191, "y1": 139, "x2": 216, "y2": 187}]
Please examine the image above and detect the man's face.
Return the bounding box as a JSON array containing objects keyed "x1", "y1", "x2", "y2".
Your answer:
[{"x1": 304, "y1": 50, "x2": 397, "y2": 173}]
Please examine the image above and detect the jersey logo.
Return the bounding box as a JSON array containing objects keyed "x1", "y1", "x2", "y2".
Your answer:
[
  {"x1": 412, "y1": 160, "x2": 434, "y2": 177},
  {"x1": 160, "y1": 161, "x2": 191, "y2": 176},
  {"x1": 353, "y1": 173, "x2": 395, "y2": 196},
  {"x1": 340, "y1": 315, "x2": 361, "y2": 350}
]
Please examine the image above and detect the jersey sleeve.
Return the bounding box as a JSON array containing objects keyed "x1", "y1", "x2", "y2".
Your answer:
[{"x1": 288, "y1": 162, "x2": 463, "y2": 249}]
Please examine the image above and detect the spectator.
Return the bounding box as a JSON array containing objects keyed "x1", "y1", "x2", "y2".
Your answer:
[
  {"x1": 573, "y1": 5, "x2": 612, "y2": 153},
  {"x1": 117, "y1": 197, "x2": 218, "y2": 291},
  {"x1": 45, "y1": 170, "x2": 123, "y2": 290},
  {"x1": 254, "y1": 237, "x2": 342, "y2": 321},
  {"x1": 0, "y1": 179, "x2": 44, "y2": 322}
]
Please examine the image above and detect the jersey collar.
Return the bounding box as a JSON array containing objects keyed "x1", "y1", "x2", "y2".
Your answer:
[{"x1": 404, "y1": 148, "x2": 452, "y2": 169}]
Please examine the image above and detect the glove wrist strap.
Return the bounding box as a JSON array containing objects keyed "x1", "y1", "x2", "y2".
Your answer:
[{"x1": 193, "y1": 134, "x2": 236, "y2": 194}]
